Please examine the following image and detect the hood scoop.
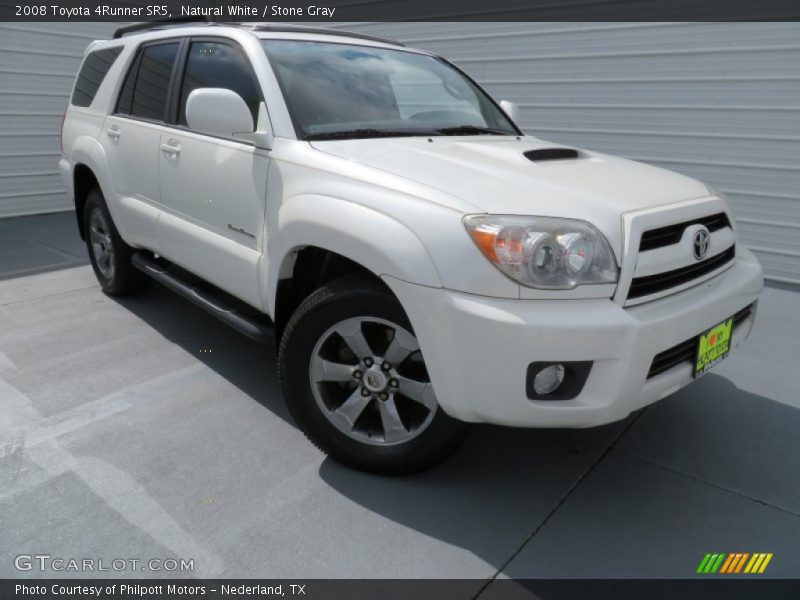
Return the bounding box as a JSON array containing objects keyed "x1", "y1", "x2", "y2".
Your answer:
[{"x1": 523, "y1": 148, "x2": 580, "y2": 162}]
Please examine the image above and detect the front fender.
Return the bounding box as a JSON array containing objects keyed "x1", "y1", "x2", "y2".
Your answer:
[{"x1": 265, "y1": 194, "x2": 442, "y2": 317}]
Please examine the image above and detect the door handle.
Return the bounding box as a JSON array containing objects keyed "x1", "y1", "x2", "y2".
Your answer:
[
  {"x1": 106, "y1": 127, "x2": 120, "y2": 140},
  {"x1": 160, "y1": 141, "x2": 181, "y2": 157}
]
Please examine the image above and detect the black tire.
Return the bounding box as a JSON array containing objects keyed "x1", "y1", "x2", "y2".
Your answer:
[
  {"x1": 279, "y1": 274, "x2": 468, "y2": 475},
  {"x1": 83, "y1": 188, "x2": 146, "y2": 296}
]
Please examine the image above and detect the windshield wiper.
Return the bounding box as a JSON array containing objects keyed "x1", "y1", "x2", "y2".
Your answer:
[
  {"x1": 435, "y1": 125, "x2": 511, "y2": 136},
  {"x1": 306, "y1": 128, "x2": 431, "y2": 141}
]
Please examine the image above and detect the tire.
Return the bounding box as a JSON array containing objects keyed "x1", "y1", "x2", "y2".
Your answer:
[
  {"x1": 279, "y1": 274, "x2": 468, "y2": 475},
  {"x1": 83, "y1": 188, "x2": 146, "y2": 296}
]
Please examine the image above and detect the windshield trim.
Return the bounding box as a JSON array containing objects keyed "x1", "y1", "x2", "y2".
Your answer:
[{"x1": 261, "y1": 39, "x2": 523, "y2": 141}]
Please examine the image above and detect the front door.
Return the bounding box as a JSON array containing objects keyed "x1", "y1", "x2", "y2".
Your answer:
[{"x1": 157, "y1": 38, "x2": 267, "y2": 308}]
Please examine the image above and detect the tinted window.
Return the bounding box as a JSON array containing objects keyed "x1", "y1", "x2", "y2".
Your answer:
[
  {"x1": 117, "y1": 42, "x2": 179, "y2": 121},
  {"x1": 71, "y1": 47, "x2": 123, "y2": 107},
  {"x1": 178, "y1": 41, "x2": 260, "y2": 126},
  {"x1": 115, "y1": 51, "x2": 140, "y2": 115}
]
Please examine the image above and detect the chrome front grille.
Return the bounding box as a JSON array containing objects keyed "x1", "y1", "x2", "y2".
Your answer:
[
  {"x1": 618, "y1": 200, "x2": 737, "y2": 305},
  {"x1": 639, "y1": 212, "x2": 731, "y2": 252},
  {"x1": 628, "y1": 245, "x2": 736, "y2": 299}
]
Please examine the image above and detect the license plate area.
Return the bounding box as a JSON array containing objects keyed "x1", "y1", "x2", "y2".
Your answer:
[{"x1": 694, "y1": 317, "x2": 733, "y2": 378}]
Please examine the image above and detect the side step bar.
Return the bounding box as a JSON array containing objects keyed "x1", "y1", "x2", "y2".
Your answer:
[{"x1": 131, "y1": 252, "x2": 273, "y2": 343}]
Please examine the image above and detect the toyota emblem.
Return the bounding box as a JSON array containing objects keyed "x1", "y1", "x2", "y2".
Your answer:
[{"x1": 693, "y1": 227, "x2": 710, "y2": 261}]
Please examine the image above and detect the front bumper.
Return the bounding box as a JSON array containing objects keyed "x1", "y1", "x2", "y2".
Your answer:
[{"x1": 383, "y1": 248, "x2": 763, "y2": 428}]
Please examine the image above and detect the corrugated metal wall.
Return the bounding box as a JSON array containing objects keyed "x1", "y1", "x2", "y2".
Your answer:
[
  {"x1": 0, "y1": 23, "x2": 120, "y2": 218},
  {"x1": 1, "y1": 22, "x2": 798, "y2": 283},
  {"x1": 330, "y1": 22, "x2": 800, "y2": 284}
]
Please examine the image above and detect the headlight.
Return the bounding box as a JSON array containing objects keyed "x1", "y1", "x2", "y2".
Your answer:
[{"x1": 463, "y1": 215, "x2": 618, "y2": 289}]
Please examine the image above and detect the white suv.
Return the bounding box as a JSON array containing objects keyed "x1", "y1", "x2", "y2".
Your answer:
[{"x1": 60, "y1": 22, "x2": 763, "y2": 474}]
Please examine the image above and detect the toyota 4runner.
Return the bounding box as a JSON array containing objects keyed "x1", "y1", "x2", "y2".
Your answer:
[{"x1": 60, "y1": 22, "x2": 764, "y2": 474}]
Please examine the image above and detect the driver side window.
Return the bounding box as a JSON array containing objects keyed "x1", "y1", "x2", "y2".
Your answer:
[{"x1": 178, "y1": 41, "x2": 262, "y2": 128}]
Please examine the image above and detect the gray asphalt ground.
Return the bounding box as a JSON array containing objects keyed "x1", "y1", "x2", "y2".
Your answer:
[{"x1": 1, "y1": 212, "x2": 799, "y2": 586}]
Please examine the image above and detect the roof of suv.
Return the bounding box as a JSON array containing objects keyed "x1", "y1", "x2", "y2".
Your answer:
[{"x1": 113, "y1": 21, "x2": 405, "y2": 47}]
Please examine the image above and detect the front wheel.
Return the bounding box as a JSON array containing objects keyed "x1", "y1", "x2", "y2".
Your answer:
[{"x1": 279, "y1": 275, "x2": 467, "y2": 475}]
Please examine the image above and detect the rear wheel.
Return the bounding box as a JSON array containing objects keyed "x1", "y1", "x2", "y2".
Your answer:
[
  {"x1": 279, "y1": 275, "x2": 467, "y2": 475},
  {"x1": 83, "y1": 188, "x2": 146, "y2": 296}
]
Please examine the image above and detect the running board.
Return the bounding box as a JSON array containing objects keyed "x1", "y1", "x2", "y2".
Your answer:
[{"x1": 131, "y1": 252, "x2": 273, "y2": 343}]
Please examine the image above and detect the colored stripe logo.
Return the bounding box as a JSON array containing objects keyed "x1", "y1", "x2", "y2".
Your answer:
[{"x1": 697, "y1": 552, "x2": 773, "y2": 574}]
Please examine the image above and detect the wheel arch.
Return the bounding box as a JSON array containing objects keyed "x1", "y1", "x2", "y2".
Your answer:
[
  {"x1": 73, "y1": 163, "x2": 100, "y2": 240},
  {"x1": 70, "y1": 136, "x2": 114, "y2": 240},
  {"x1": 271, "y1": 245, "x2": 399, "y2": 347},
  {"x1": 267, "y1": 195, "x2": 443, "y2": 345}
]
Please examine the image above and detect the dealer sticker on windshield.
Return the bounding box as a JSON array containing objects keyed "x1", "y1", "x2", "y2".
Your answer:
[{"x1": 695, "y1": 318, "x2": 733, "y2": 378}]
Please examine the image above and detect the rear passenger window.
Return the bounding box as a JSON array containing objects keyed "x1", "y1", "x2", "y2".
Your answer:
[
  {"x1": 116, "y1": 42, "x2": 179, "y2": 121},
  {"x1": 71, "y1": 47, "x2": 123, "y2": 107},
  {"x1": 115, "y1": 52, "x2": 139, "y2": 115},
  {"x1": 178, "y1": 41, "x2": 261, "y2": 127}
]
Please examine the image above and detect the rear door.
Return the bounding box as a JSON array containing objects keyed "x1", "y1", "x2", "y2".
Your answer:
[
  {"x1": 101, "y1": 40, "x2": 181, "y2": 249},
  {"x1": 156, "y1": 38, "x2": 268, "y2": 308}
]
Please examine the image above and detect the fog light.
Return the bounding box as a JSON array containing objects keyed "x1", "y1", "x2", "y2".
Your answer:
[
  {"x1": 526, "y1": 361, "x2": 593, "y2": 400},
  {"x1": 533, "y1": 364, "x2": 565, "y2": 395}
]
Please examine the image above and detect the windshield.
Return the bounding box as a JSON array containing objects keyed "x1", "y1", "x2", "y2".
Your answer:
[{"x1": 261, "y1": 40, "x2": 519, "y2": 140}]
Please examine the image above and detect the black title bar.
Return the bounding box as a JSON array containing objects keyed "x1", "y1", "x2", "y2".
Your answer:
[
  {"x1": 2, "y1": 0, "x2": 800, "y2": 22},
  {"x1": 4, "y1": 579, "x2": 800, "y2": 600}
]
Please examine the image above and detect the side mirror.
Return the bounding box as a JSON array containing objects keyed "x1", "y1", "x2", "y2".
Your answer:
[
  {"x1": 499, "y1": 100, "x2": 520, "y2": 124},
  {"x1": 186, "y1": 88, "x2": 272, "y2": 148}
]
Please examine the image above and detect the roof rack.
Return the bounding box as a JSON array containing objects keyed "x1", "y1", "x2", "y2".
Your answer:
[
  {"x1": 248, "y1": 24, "x2": 405, "y2": 47},
  {"x1": 112, "y1": 19, "x2": 404, "y2": 47},
  {"x1": 113, "y1": 17, "x2": 215, "y2": 39}
]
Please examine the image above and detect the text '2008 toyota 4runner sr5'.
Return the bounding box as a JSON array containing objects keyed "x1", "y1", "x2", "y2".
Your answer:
[{"x1": 60, "y1": 22, "x2": 763, "y2": 474}]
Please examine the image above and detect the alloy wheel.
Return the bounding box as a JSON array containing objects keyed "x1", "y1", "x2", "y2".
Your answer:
[
  {"x1": 89, "y1": 208, "x2": 115, "y2": 280},
  {"x1": 309, "y1": 316, "x2": 437, "y2": 446}
]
